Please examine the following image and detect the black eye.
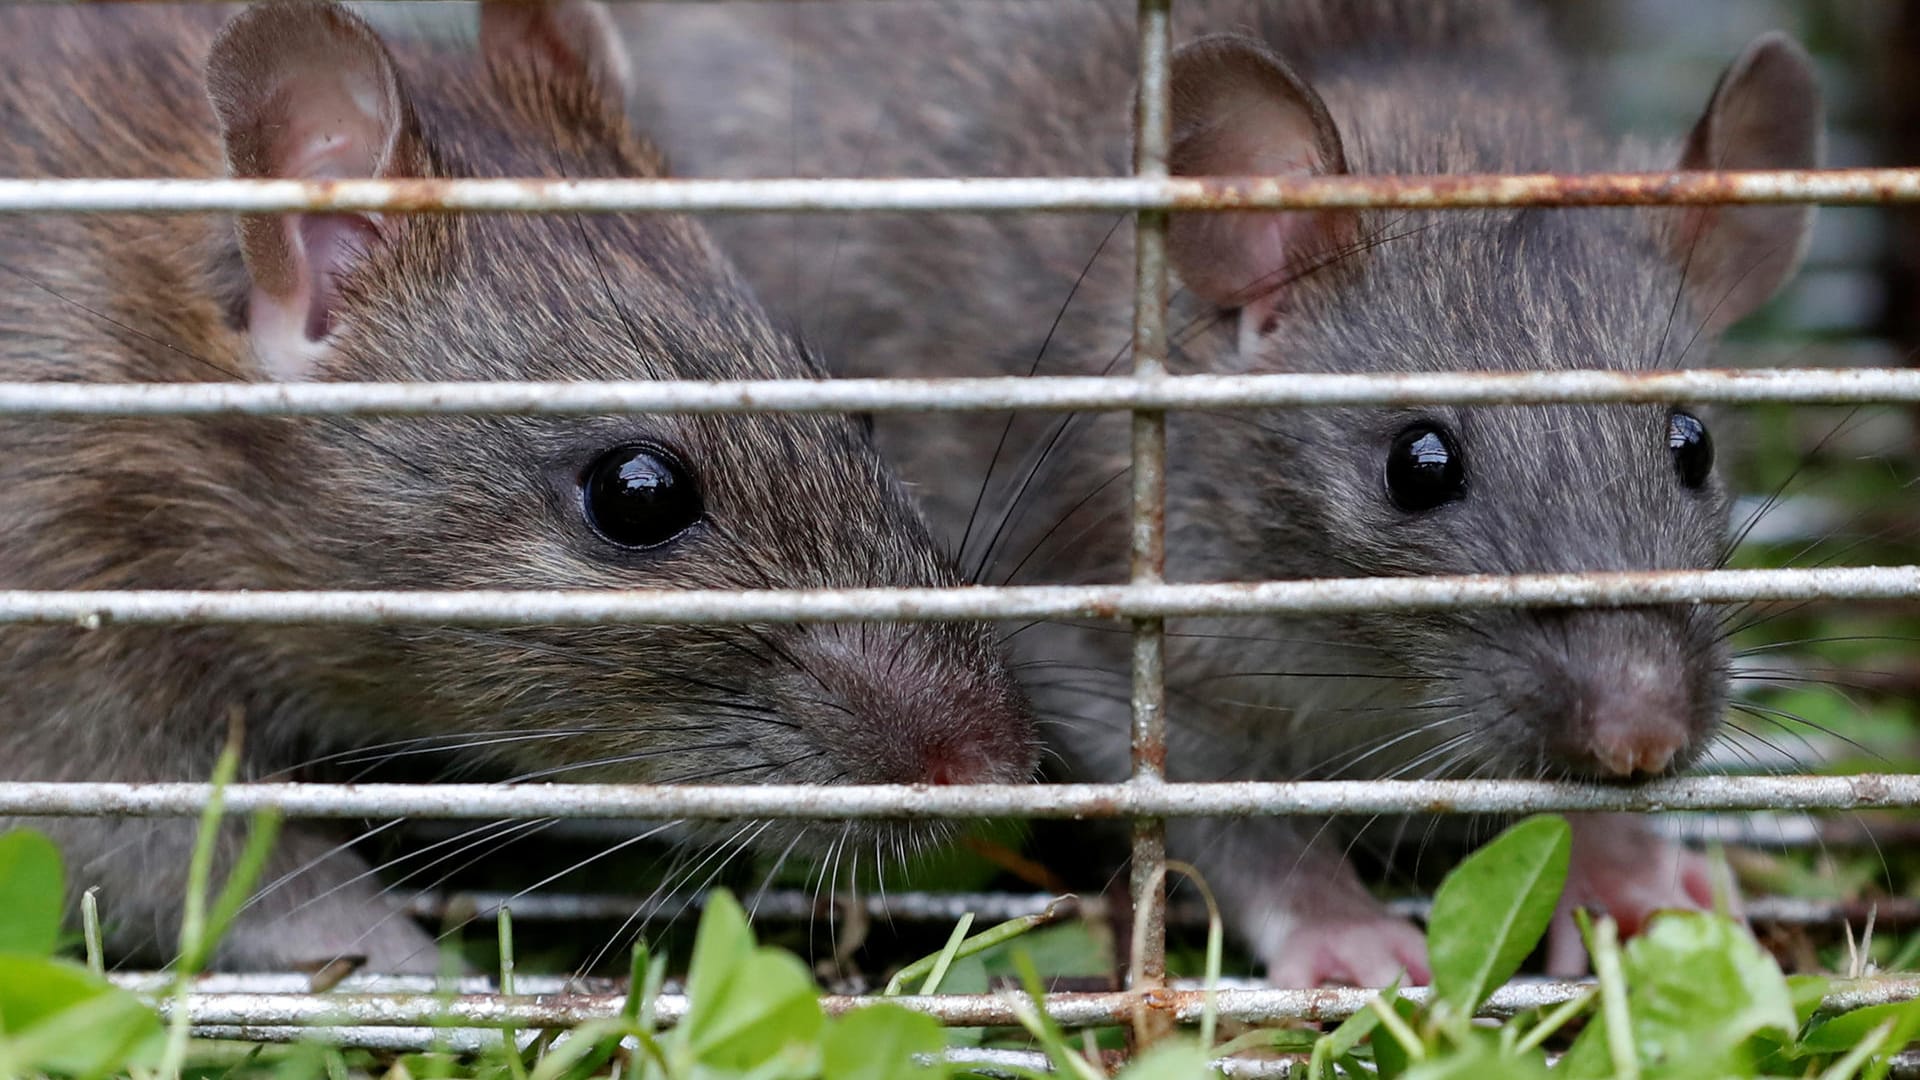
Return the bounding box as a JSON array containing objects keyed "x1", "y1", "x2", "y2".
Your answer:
[
  {"x1": 581, "y1": 445, "x2": 703, "y2": 549},
  {"x1": 1667, "y1": 411, "x2": 1713, "y2": 490},
  {"x1": 1386, "y1": 423, "x2": 1465, "y2": 512}
]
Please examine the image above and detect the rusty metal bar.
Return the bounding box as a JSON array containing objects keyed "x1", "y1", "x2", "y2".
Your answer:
[
  {"x1": 0, "y1": 565, "x2": 1913, "y2": 627},
  {"x1": 0, "y1": 170, "x2": 1915, "y2": 215},
  {"x1": 1126, "y1": 0, "x2": 1174, "y2": 1010},
  {"x1": 1, "y1": 368, "x2": 1913, "y2": 418},
  {"x1": 15, "y1": 774, "x2": 1920, "y2": 820}
]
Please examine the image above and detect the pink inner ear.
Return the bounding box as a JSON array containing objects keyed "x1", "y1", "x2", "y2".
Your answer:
[
  {"x1": 270, "y1": 63, "x2": 393, "y2": 179},
  {"x1": 1166, "y1": 37, "x2": 1351, "y2": 315},
  {"x1": 206, "y1": 1, "x2": 420, "y2": 381},
  {"x1": 294, "y1": 214, "x2": 382, "y2": 341}
]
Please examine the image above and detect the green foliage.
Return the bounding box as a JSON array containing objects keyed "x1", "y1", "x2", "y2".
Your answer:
[
  {"x1": 1564, "y1": 912, "x2": 1796, "y2": 1078},
  {"x1": 1257, "y1": 815, "x2": 1920, "y2": 1080},
  {"x1": 14, "y1": 812, "x2": 1920, "y2": 1079},
  {"x1": 1426, "y1": 815, "x2": 1571, "y2": 1018},
  {"x1": 675, "y1": 891, "x2": 825, "y2": 1074},
  {"x1": 820, "y1": 1005, "x2": 948, "y2": 1080},
  {"x1": 578, "y1": 890, "x2": 954, "y2": 1080},
  {"x1": 0, "y1": 830, "x2": 63, "y2": 957},
  {"x1": 0, "y1": 829, "x2": 165, "y2": 1078}
]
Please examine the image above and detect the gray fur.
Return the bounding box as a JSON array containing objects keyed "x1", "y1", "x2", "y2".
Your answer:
[{"x1": 619, "y1": 0, "x2": 1821, "y2": 984}]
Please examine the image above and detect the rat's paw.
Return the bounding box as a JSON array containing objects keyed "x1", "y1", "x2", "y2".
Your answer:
[
  {"x1": 1262, "y1": 912, "x2": 1431, "y2": 989},
  {"x1": 220, "y1": 899, "x2": 445, "y2": 974},
  {"x1": 1545, "y1": 812, "x2": 1735, "y2": 976}
]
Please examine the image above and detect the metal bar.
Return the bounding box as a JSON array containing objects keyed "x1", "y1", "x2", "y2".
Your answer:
[
  {"x1": 111, "y1": 974, "x2": 621, "y2": 995},
  {"x1": 125, "y1": 976, "x2": 1920, "y2": 1029},
  {"x1": 2, "y1": 368, "x2": 1914, "y2": 418},
  {"x1": 134, "y1": 1023, "x2": 1920, "y2": 1077},
  {"x1": 190, "y1": 1026, "x2": 511, "y2": 1054},
  {"x1": 16, "y1": 774, "x2": 1920, "y2": 820},
  {"x1": 0, "y1": 170, "x2": 1916, "y2": 214},
  {"x1": 1126, "y1": 0, "x2": 1174, "y2": 1011},
  {"x1": 0, "y1": 566, "x2": 1913, "y2": 627},
  {"x1": 178, "y1": 1033, "x2": 1174, "y2": 1080},
  {"x1": 403, "y1": 888, "x2": 1079, "y2": 925},
  {"x1": 172, "y1": 1027, "x2": 1920, "y2": 1078},
  {"x1": 401, "y1": 887, "x2": 1920, "y2": 932}
]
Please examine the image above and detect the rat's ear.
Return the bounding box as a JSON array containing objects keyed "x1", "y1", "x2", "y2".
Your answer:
[
  {"x1": 1166, "y1": 34, "x2": 1355, "y2": 326},
  {"x1": 479, "y1": 0, "x2": 631, "y2": 104},
  {"x1": 207, "y1": 0, "x2": 425, "y2": 382},
  {"x1": 1665, "y1": 32, "x2": 1824, "y2": 335}
]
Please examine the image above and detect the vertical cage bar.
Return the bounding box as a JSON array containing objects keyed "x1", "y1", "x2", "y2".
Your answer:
[{"x1": 1127, "y1": 0, "x2": 1173, "y2": 1012}]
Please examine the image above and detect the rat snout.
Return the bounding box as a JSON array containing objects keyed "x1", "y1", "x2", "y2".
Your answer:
[
  {"x1": 1580, "y1": 703, "x2": 1685, "y2": 778},
  {"x1": 841, "y1": 680, "x2": 1036, "y2": 788},
  {"x1": 1547, "y1": 647, "x2": 1695, "y2": 780},
  {"x1": 792, "y1": 624, "x2": 1038, "y2": 788},
  {"x1": 906, "y1": 730, "x2": 1025, "y2": 787},
  {"x1": 1510, "y1": 609, "x2": 1722, "y2": 782}
]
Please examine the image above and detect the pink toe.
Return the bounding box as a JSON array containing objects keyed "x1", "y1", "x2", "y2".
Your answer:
[{"x1": 1545, "y1": 906, "x2": 1590, "y2": 977}]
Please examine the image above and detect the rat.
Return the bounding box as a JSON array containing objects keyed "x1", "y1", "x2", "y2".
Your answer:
[
  {"x1": 0, "y1": 0, "x2": 1036, "y2": 973},
  {"x1": 618, "y1": 0, "x2": 1823, "y2": 986}
]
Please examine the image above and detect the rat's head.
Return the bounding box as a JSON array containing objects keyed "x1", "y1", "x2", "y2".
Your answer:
[
  {"x1": 1163, "y1": 32, "x2": 1822, "y2": 781},
  {"x1": 202, "y1": 0, "x2": 1035, "y2": 846}
]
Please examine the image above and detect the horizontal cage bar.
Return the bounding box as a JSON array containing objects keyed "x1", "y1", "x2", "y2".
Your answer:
[
  {"x1": 114, "y1": 975, "x2": 1920, "y2": 1029},
  {"x1": 1, "y1": 368, "x2": 1917, "y2": 417},
  {"x1": 129, "y1": 1029, "x2": 1920, "y2": 1078},
  {"x1": 4, "y1": 774, "x2": 1919, "y2": 820},
  {"x1": 397, "y1": 809, "x2": 1913, "y2": 851},
  {"x1": 0, "y1": 566, "x2": 1913, "y2": 627},
  {"x1": 160, "y1": 1031, "x2": 1920, "y2": 1078},
  {"x1": 0, "y1": 169, "x2": 1914, "y2": 215},
  {"x1": 395, "y1": 888, "x2": 1920, "y2": 932}
]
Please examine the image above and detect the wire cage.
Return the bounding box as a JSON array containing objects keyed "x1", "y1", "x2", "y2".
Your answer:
[{"x1": 3, "y1": 0, "x2": 1920, "y2": 1074}]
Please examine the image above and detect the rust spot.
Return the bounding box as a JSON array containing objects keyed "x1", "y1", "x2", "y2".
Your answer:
[
  {"x1": 1140, "y1": 986, "x2": 1182, "y2": 1013},
  {"x1": 1178, "y1": 169, "x2": 1920, "y2": 211},
  {"x1": 1303, "y1": 986, "x2": 1349, "y2": 1022},
  {"x1": 1852, "y1": 774, "x2": 1891, "y2": 805},
  {"x1": 390, "y1": 179, "x2": 467, "y2": 214},
  {"x1": 1135, "y1": 738, "x2": 1169, "y2": 774}
]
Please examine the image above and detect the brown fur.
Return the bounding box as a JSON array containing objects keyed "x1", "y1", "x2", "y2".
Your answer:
[{"x1": 0, "y1": 2, "x2": 1035, "y2": 971}]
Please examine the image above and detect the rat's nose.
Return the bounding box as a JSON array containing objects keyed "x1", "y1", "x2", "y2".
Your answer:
[
  {"x1": 797, "y1": 622, "x2": 1039, "y2": 788},
  {"x1": 1585, "y1": 723, "x2": 1683, "y2": 778},
  {"x1": 1552, "y1": 656, "x2": 1692, "y2": 780},
  {"x1": 878, "y1": 696, "x2": 1038, "y2": 786},
  {"x1": 921, "y1": 744, "x2": 1006, "y2": 786},
  {"x1": 848, "y1": 719, "x2": 1031, "y2": 786}
]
